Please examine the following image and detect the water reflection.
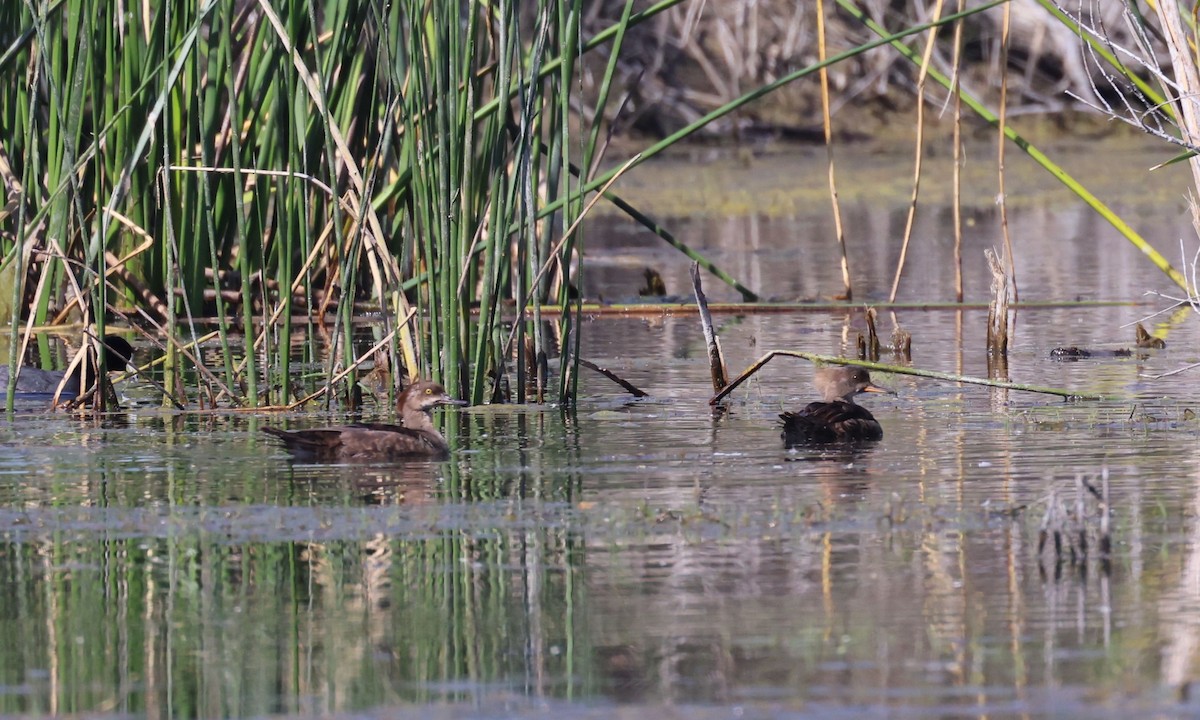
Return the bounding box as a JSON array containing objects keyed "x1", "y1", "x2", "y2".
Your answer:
[
  {"x1": 7, "y1": 142, "x2": 1200, "y2": 716},
  {"x1": 0, "y1": 312, "x2": 1195, "y2": 715},
  {"x1": 4, "y1": 300, "x2": 1200, "y2": 715}
]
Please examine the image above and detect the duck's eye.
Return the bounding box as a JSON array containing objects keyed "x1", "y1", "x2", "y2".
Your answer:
[{"x1": 425, "y1": 388, "x2": 433, "y2": 395}]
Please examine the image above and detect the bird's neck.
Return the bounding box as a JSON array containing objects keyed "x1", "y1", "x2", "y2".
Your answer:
[{"x1": 402, "y1": 408, "x2": 440, "y2": 436}]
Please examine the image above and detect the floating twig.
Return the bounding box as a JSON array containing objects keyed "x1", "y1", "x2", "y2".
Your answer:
[{"x1": 709, "y1": 350, "x2": 1103, "y2": 405}]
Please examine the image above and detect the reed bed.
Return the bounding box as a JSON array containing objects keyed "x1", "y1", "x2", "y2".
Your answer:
[
  {"x1": 1, "y1": 1, "x2": 1196, "y2": 411},
  {"x1": 1, "y1": 0, "x2": 675, "y2": 409}
]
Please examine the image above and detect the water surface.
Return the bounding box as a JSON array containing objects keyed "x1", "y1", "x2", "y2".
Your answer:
[{"x1": 4, "y1": 139, "x2": 1200, "y2": 719}]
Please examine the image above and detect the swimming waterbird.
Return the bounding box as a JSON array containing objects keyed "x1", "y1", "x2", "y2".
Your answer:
[
  {"x1": 263, "y1": 380, "x2": 468, "y2": 460},
  {"x1": 779, "y1": 366, "x2": 891, "y2": 445}
]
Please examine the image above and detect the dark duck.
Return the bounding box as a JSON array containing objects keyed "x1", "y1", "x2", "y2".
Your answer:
[
  {"x1": 263, "y1": 380, "x2": 468, "y2": 460},
  {"x1": 780, "y1": 366, "x2": 891, "y2": 445},
  {"x1": 0, "y1": 335, "x2": 135, "y2": 401}
]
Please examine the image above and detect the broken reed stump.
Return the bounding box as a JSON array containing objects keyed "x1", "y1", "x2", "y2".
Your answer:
[
  {"x1": 692, "y1": 261, "x2": 728, "y2": 393},
  {"x1": 858, "y1": 308, "x2": 912, "y2": 362},
  {"x1": 890, "y1": 316, "x2": 912, "y2": 361},
  {"x1": 986, "y1": 249, "x2": 1009, "y2": 357},
  {"x1": 523, "y1": 337, "x2": 548, "y2": 403},
  {"x1": 858, "y1": 308, "x2": 881, "y2": 361}
]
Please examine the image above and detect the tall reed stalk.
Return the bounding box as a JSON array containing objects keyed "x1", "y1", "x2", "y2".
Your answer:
[
  {"x1": 1, "y1": 0, "x2": 664, "y2": 407},
  {"x1": 6, "y1": 0, "x2": 1174, "y2": 410}
]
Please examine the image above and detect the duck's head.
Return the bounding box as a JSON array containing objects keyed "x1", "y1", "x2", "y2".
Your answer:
[{"x1": 398, "y1": 380, "x2": 469, "y2": 414}]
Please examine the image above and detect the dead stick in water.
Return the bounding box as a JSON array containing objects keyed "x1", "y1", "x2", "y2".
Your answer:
[
  {"x1": 986, "y1": 248, "x2": 1010, "y2": 356},
  {"x1": 708, "y1": 350, "x2": 1104, "y2": 404},
  {"x1": 692, "y1": 261, "x2": 728, "y2": 392},
  {"x1": 579, "y1": 359, "x2": 648, "y2": 398}
]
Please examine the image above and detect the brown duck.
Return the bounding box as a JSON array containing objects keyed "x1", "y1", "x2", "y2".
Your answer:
[
  {"x1": 780, "y1": 366, "x2": 891, "y2": 445},
  {"x1": 263, "y1": 380, "x2": 467, "y2": 460}
]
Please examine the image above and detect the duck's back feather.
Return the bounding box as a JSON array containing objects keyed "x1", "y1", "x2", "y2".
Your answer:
[{"x1": 780, "y1": 400, "x2": 883, "y2": 445}]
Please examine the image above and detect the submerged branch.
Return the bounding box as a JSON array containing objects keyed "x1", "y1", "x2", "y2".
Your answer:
[
  {"x1": 709, "y1": 350, "x2": 1103, "y2": 405},
  {"x1": 578, "y1": 359, "x2": 648, "y2": 398}
]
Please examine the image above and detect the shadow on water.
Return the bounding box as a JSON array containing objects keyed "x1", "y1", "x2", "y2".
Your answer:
[{"x1": 7, "y1": 142, "x2": 1200, "y2": 718}]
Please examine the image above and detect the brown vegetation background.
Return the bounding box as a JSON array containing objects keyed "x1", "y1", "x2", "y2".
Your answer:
[{"x1": 579, "y1": 1, "x2": 1138, "y2": 140}]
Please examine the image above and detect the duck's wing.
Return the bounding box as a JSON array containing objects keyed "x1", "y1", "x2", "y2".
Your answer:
[
  {"x1": 341, "y1": 423, "x2": 449, "y2": 458},
  {"x1": 263, "y1": 424, "x2": 448, "y2": 460},
  {"x1": 262, "y1": 426, "x2": 349, "y2": 460},
  {"x1": 344, "y1": 421, "x2": 408, "y2": 433},
  {"x1": 779, "y1": 401, "x2": 882, "y2": 445}
]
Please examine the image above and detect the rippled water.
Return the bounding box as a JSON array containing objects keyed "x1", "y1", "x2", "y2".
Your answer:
[{"x1": 4, "y1": 140, "x2": 1200, "y2": 718}]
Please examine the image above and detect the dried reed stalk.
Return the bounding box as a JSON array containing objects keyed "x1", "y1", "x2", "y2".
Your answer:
[
  {"x1": 692, "y1": 261, "x2": 728, "y2": 393},
  {"x1": 858, "y1": 307, "x2": 881, "y2": 361},
  {"x1": 995, "y1": 0, "x2": 1019, "y2": 302},
  {"x1": 816, "y1": 0, "x2": 852, "y2": 300},
  {"x1": 986, "y1": 248, "x2": 1009, "y2": 356},
  {"x1": 951, "y1": 0, "x2": 966, "y2": 302},
  {"x1": 1151, "y1": 3, "x2": 1200, "y2": 193},
  {"x1": 889, "y1": 0, "x2": 945, "y2": 302}
]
